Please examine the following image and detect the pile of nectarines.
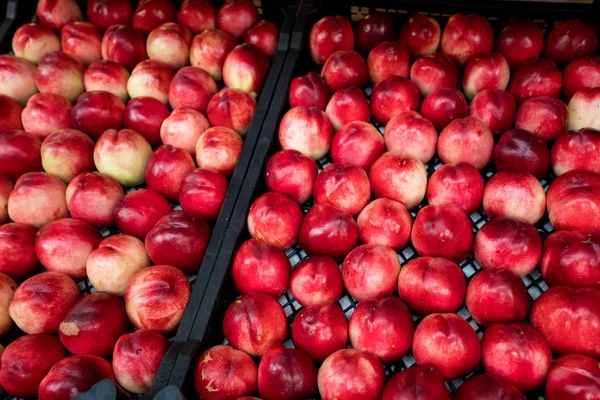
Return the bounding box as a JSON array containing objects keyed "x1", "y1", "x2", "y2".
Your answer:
[
  {"x1": 0, "y1": 0, "x2": 279, "y2": 398},
  {"x1": 194, "y1": 9, "x2": 600, "y2": 400}
]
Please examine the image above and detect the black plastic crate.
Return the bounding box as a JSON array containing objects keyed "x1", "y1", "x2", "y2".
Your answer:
[
  {"x1": 0, "y1": 0, "x2": 296, "y2": 399},
  {"x1": 174, "y1": 0, "x2": 600, "y2": 399}
]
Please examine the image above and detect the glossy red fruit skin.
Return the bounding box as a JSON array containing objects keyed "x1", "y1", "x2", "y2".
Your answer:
[
  {"x1": 38, "y1": 355, "x2": 115, "y2": 400},
  {"x1": 545, "y1": 354, "x2": 600, "y2": 400},
  {"x1": 216, "y1": 0, "x2": 258, "y2": 41},
  {"x1": 466, "y1": 268, "x2": 530, "y2": 326},
  {"x1": 440, "y1": 13, "x2": 494, "y2": 66},
  {"x1": 194, "y1": 345, "x2": 257, "y2": 400},
  {"x1": 288, "y1": 72, "x2": 330, "y2": 111},
  {"x1": 123, "y1": 97, "x2": 170, "y2": 147},
  {"x1": 370, "y1": 76, "x2": 420, "y2": 124},
  {"x1": 493, "y1": 129, "x2": 550, "y2": 179},
  {"x1": 541, "y1": 231, "x2": 600, "y2": 289},
  {"x1": 0, "y1": 130, "x2": 43, "y2": 181},
  {"x1": 514, "y1": 96, "x2": 568, "y2": 142},
  {"x1": 546, "y1": 169, "x2": 600, "y2": 233},
  {"x1": 321, "y1": 50, "x2": 368, "y2": 92},
  {"x1": 469, "y1": 89, "x2": 516, "y2": 135},
  {"x1": 342, "y1": 244, "x2": 401, "y2": 302},
  {"x1": 112, "y1": 330, "x2": 169, "y2": 394},
  {"x1": 145, "y1": 211, "x2": 210, "y2": 274},
  {"x1": 291, "y1": 304, "x2": 348, "y2": 362},
  {"x1": 531, "y1": 286, "x2": 600, "y2": 357},
  {"x1": 356, "y1": 198, "x2": 412, "y2": 251},
  {"x1": 309, "y1": 15, "x2": 354, "y2": 66},
  {"x1": 348, "y1": 296, "x2": 414, "y2": 363},
  {"x1": 426, "y1": 162, "x2": 484, "y2": 215},
  {"x1": 508, "y1": 58, "x2": 562, "y2": 103},
  {"x1": 313, "y1": 163, "x2": 371, "y2": 217},
  {"x1": 222, "y1": 293, "x2": 287, "y2": 357},
  {"x1": 113, "y1": 189, "x2": 172, "y2": 240},
  {"x1": 409, "y1": 53, "x2": 458, "y2": 97},
  {"x1": 265, "y1": 149, "x2": 318, "y2": 204},
  {"x1": 481, "y1": 322, "x2": 552, "y2": 391},
  {"x1": 0, "y1": 222, "x2": 39, "y2": 281},
  {"x1": 496, "y1": 20, "x2": 544, "y2": 68},
  {"x1": 144, "y1": 145, "x2": 195, "y2": 201},
  {"x1": 179, "y1": 168, "x2": 229, "y2": 221},
  {"x1": 366, "y1": 41, "x2": 410, "y2": 85},
  {"x1": 298, "y1": 203, "x2": 358, "y2": 260},
  {"x1": 317, "y1": 349, "x2": 385, "y2": 400},
  {"x1": 232, "y1": 239, "x2": 290, "y2": 298},
  {"x1": 331, "y1": 121, "x2": 385, "y2": 171},
  {"x1": 398, "y1": 14, "x2": 441, "y2": 58},
  {"x1": 58, "y1": 292, "x2": 128, "y2": 357},
  {"x1": 257, "y1": 345, "x2": 318, "y2": 400},
  {"x1": 381, "y1": 366, "x2": 450, "y2": 400},
  {"x1": 563, "y1": 56, "x2": 600, "y2": 101},
  {"x1": 420, "y1": 87, "x2": 469, "y2": 131},
  {"x1": 454, "y1": 374, "x2": 525, "y2": 400},
  {"x1": 412, "y1": 313, "x2": 481, "y2": 380},
  {"x1": 289, "y1": 256, "x2": 343, "y2": 307},
  {"x1": 545, "y1": 19, "x2": 598, "y2": 65},
  {"x1": 87, "y1": 0, "x2": 132, "y2": 29},
  {"x1": 247, "y1": 192, "x2": 303, "y2": 250},
  {"x1": 411, "y1": 204, "x2": 474, "y2": 262},
  {"x1": 474, "y1": 217, "x2": 542, "y2": 276},
  {"x1": 0, "y1": 334, "x2": 66, "y2": 398},
  {"x1": 356, "y1": 11, "x2": 394, "y2": 54},
  {"x1": 132, "y1": 0, "x2": 176, "y2": 34},
  {"x1": 552, "y1": 128, "x2": 600, "y2": 176},
  {"x1": 244, "y1": 20, "x2": 279, "y2": 59},
  {"x1": 398, "y1": 256, "x2": 466, "y2": 315}
]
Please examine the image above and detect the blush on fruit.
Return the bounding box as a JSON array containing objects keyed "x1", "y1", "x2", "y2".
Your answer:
[
  {"x1": 247, "y1": 192, "x2": 303, "y2": 250},
  {"x1": 481, "y1": 323, "x2": 552, "y2": 391},
  {"x1": 356, "y1": 11, "x2": 395, "y2": 55},
  {"x1": 313, "y1": 163, "x2": 371, "y2": 217},
  {"x1": 317, "y1": 349, "x2": 385, "y2": 400},
  {"x1": 145, "y1": 211, "x2": 210, "y2": 274},
  {"x1": 541, "y1": 230, "x2": 600, "y2": 289},
  {"x1": 466, "y1": 268, "x2": 530, "y2": 326},
  {"x1": 437, "y1": 116, "x2": 494, "y2": 170},
  {"x1": 469, "y1": 89, "x2": 516, "y2": 135},
  {"x1": 398, "y1": 256, "x2": 466, "y2": 315},
  {"x1": 258, "y1": 345, "x2": 318, "y2": 400},
  {"x1": 552, "y1": 128, "x2": 600, "y2": 176},
  {"x1": 496, "y1": 19, "x2": 544, "y2": 68},
  {"x1": 222, "y1": 293, "x2": 287, "y2": 357},
  {"x1": 125, "y1": 265, "x2": 190, "y2": 334},
  {"x1": 356, "y1": 198, "x2": 412, "y2": 251},
  {"x1": 331, "y1": 121, "x2": 385, "y2": 171},
  {"x1": 369, "y1": 152, "x2": 427, "y2": 209},
  {"x1": 545, "y1": 354, "x2": 600, "y2": 400},
  {"x1": 474, "y1": 217, "x2": 542, "y2": 276},
  {"x1": 508, "y1": 58, "x2": 563, "y2": 103},
  {"x1": 426, "y1": 162, "x2": 484, "y2": 214},
  {"x1": 232, "y1": 239, "x2": 291, "y2": 298},
  {"x1": 289, "y1": 256, "x2": 343, "y2": 307},
  {"x1": 420, "y1": 87, "x2": 469, "y2": 131},
  {"x1": 366, "y1": 41, "x2": 410, "y2": 85},
  {"x1": 194, "y1": 345, "x2": 257, "y2": 400},
  {"x1": 292, "y1": 304, "x2": 348, "y2": 362},
  {"x1": 531, "y1": 286, "x2": 600, "y2": 357},
  {"x1": 399, "y1": 14, "x2": 441, "y2": 57},
  {"x1": 494, "y1": 129, "x2": 550, "y2": 179},
  {"x1": 515, "y1": 96, "x2": 568, "y2": 142},
  {"x1": 309, "y1": 15, "x2": 354, "y2": 65},
  {"x1": 0, "y1": 222, "x2": 40, "y2": 281},
  {"x1": 462, "y1": 52, "x2": 510, "y2": 100},
  {"x1": 69, "y1": 184, "x2": 116, "y2": 233},
  {"x1": 384, "y1": 111, "x2": 437, "y2": 163},
  {"x1": 349, "y1": 296, "x2": 414, "y2": 364},
  {"x1": 440, "y1": 13, "x2": 494, "y2": 65},
  {"x1": 342, "y1": 244, "x2": 401, "y2": 302},
  {"x1": 278, "y1": 106, "x2": 334, "y2": 160},
  {"x1": 264, "y1": 149, "x2": 318, "y2": 204},
  {"x1": 482, "y1": 170, "x2": 546, "y2": 224},
  {"x1": 412, "y1": 313, "x2": 481, "y2": 380},
  {"x1": 381, "y1": 366, "x2": 450, "y2": 400},
  {"x1": 411, "y1": 204, "x2": 474, "y2": 262},
  {"x1": 454, "y1": 374, "x2": 525, "y2": 400},
  {"x1": 545, "y1": 19, "x2": 598, "y2": 65}
]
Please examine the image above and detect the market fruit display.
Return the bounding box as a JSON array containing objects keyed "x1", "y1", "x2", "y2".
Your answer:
[
  {"x1": 192, "y1": 9, "x2": 600, "y2": 400},
  {"x1": 0, "y1": 0, "x2": 278, "y2": 398}
]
